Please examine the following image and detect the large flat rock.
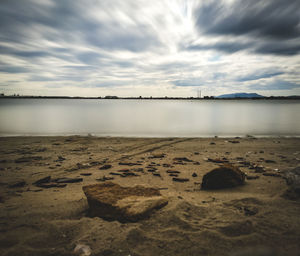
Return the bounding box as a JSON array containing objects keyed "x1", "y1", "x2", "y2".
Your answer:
[{"x1": 82, "y1": 182, "x2": 168, "y2": 222}]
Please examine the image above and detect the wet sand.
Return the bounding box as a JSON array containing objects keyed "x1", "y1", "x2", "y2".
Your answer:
[{"x1": 0, "y1": 136, "x2": 299, "y2": 256}]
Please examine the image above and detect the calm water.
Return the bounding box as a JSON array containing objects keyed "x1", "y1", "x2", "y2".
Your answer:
[{"x1": 0, "y1": 98, "x2": 299, "y2": 137}]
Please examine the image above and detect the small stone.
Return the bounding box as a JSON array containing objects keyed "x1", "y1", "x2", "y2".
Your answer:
[
  {"x1": 33, "y1": 176, "x2": 51, "y2": 185},
  {"x1": 99, "y1": 164, "x2": 112, "y2": 170},
  {"x1": 9, "y1": 180, "x2": 26, "y2": 188},
  {"x1": 192, "y1": 172, "x2": 198, "y2": 177},
  {"x1": 172, "y1": 177, "x2": 189, "y2": 182}
]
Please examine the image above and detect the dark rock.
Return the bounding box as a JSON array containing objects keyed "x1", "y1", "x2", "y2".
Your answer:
[
  {"x1": 193, "y1": 161, "x2": 200, "y2": 165},
  {"x1": 80, "y1": 173, "x2": 92, "y2": 176},
  {"x1": 147, "y1": 169, "x2": 157, "y2": 173},
  {"x1": 228, "y1": 140, "x2": 240, "y2": 144},
  {"x1": 201, "y1": 165, "x2": 245, "y2": 190},
  {"x1": 246, "y1": 175, "x2": 260, "y2": 180},
  {"x1": 99, "y1": 164, "x2": 112, "y2": 170},
  {"x1": 265, "y1": 159, "x2": 276, "y2": 163},
  {"x1": 192, "y1": 172, "x2": 198, "y2": 177},
  {"x1": 262, "y1": 173, "x2": 282, "y2": 178},
  {"x1": 33, "y1": 176, "x2": 51, "y2": 185},
  {"x1": 194, "y1": 152, "x2": 200, "y2": 155},
  {"x1": 9, "y1": 180, "x2": 26, "y2": 188},
  {"x1": 15, "y1": 156, "x2": 43, "y2": 163},
  {"x1": 283, "y1": 167, "x2": 300, "y2": 199},
  {"x1": 162, "y1": 163, "x2": 171, "y2": 167},
  {"x1": 207, "y1": 158, "x2": 229, "y2": 163},
  {"x1": 76, "y1": 163, "x2": 91, "y2": 169},
  {"x1": 37, "y1": 183, "x2": 67, "y2": 188},
  {"x1": 54, "y1": 177, "x2": 83, "y2": 183},
  {"x1": 148, "y1": 153, "x2": 166, "y2": 159},
  {"x1": 169, "y1": 174, "x2": 178, "y2": 177},
  {"x1": 166, "y1": 170, "x2": 180, "y2": 174},
  {"x1": 82, "y1": 182, "x2": 168, "y2": 222},
  {"x1": 210, "y1": 142, "x2": 216, "y2": 145},
  {"x1": 96, "y1": 176, "x2": 114, "y2": 182},
  {"x1": 173, "y1": 157, "x2": 193, "y2": 162},
  {"x1": 172, "y1": 177, "x2": 189, "y2": 182},
  {"x1": 152, "y1": 173, "x2": 161, "y2": 177},
  {"x1": 119, "y1": 162, "x2": 142, "y2": 166}
]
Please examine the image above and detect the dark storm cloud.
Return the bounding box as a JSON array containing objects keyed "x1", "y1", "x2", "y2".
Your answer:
[
  {"x1": 193, "y1": 0, "x2": 300, "y2": 55},
  {"x1": 186, "y1": 41, "x2": 251, "y2": 54},
  {"x1": 236, "y1": 69, "x2": 284, "y2": 82}
]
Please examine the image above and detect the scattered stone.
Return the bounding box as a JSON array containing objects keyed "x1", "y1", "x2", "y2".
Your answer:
[
  {"x1": 54, "y1": 177, "x2": 83, "y2": 183},
  {"x1": 193, "y1": 161, "x2": 200, "y2": 165},
  {"x1": 74, "y1": 243, "x2": 91, "y2": 256},
  {"x1": 194, "y1": 152, "x2": 200, "y2": 155},
  {"x1": 201, "y1": 165, "x2": 245, "y2": 190},
  {"x1": 228, "y1": 140, "x2": 240, "y2": 144},
  {"x1": 33, "y1": 176, "x2": 51, "y2": 185},
  {"x1": 162, "y1": 163, "x2": 171, "y2": 167},
  {"x1": 173, "y1": 157, "x2": 193, "y2": 162},
  {"x1": 119, "y1": 162, "x2": 142, "y2": 166},
  {"x1": 169, "y1": 174, "x2": 178, "y2": 177},
  {"x1": 80, "y1": 173, "x2": 92, "y2": 176},
  {"x1": 263, "y1": 173, "x2": 282, "y2": 178},
  {"x1": 77, "y1": 163, "x2": 91, "y2": 169},
  {"x1": 109, "y1": 172, "x2": 123, "y2": 176},
  {"x1": 152, "y1": 173, "x2": 161, "y2": 177},
  {"x1": 132, "y1": 168, "x2": 144, "y2": 172},
  {"x1": 172, "y1": 177, "x2": 189, "y2": 182},
  {"x1": 99, "y1": 164, "x2": 112, "y2": 170},
  {"x1": 37, "y1": 183, "x2": 67, "y2": 188},
  {"x1": 82, "y1": 182, "x2": 168, "y2": 222},
  {"x1": 147, "y1": 169, "x2": 157, "y2": 173},
  {"x1": 210, "y1": 142, "x2": 216, "y2": 145},
  {"x1": 284, "y1": 166, "x2": 300, "y2": 199},
  {"x1": 246, "y1": 175, "x2": 260, "y2": 180},
  {"x1": 96, "y1": 176, "x2": 114, "y2": 182},
  {"x1": 254, "y1": 165, "x2": 265, "y2": 173},
  {"x1": 166, "y1": 170, "x2": 180, "y2": 174},
  {"x1": 192, "y1": 172, "x2": 198, "y2": 177},
  {"x1": 9, "y1": 180, "x2": 26, "y2": 188},
  {"x1": 90, "y1": 161, "x2": 103, "y2": 166},
  {"x1": 149, "y1": 153, "x2": 166, "y2": 159},
  {"x1": 15, "y1": 156, "x2": 43, "y2": 163},
  {"x1": 259, "y1": 150, "x2": 264, "y2": 153},
  {"x1": 207, "y1": 158, "x2": 229, "y2": 164},
  {"x1": 265, "y1": 159, "x2": 276, "y2": 163},
  {"x1": 56, "y1": 156, "x2": 66, "y2": 162}
]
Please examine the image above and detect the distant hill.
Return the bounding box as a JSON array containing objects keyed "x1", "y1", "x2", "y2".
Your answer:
[{"x1": 216, "y1": 93, "x2": 264, "y2": 98}]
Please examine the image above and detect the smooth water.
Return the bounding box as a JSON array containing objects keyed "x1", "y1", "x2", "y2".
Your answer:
[{"x1": 0, "y1": 98, "x2": 299, "y2": 137}]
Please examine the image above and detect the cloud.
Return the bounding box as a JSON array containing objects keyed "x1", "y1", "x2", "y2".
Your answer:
[
  {"x1": 236, "y1": 69, "x2": 284, "y2": 82},
  {"x1": 193, "y1": 0, "x2": 300, "y2": 55},
  {"x1": 249, "y1": 80, "x2": 300, "y2": 91}
]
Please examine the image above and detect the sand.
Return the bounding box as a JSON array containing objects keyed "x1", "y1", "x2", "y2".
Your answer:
[{"x1": 0, "y1": 136, "x2": 299, "y2": 256}]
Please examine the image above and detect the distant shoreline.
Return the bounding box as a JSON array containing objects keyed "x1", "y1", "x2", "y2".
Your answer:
[{"x1": 1, "y1": 95, "x2": 300, "y2": 100}]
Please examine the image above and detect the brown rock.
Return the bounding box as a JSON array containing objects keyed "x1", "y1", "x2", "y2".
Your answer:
[
  {"x1": 82, "y1": 182, "x2": 168, "y2": 222},
  {"x1": 201, "y1": 165, "x2": 245, "y2": 190}
]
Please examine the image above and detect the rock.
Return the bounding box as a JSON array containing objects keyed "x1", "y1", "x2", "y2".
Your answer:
[
  {"x1": 173, "y1": 157, "x2": 193, "y2": 162},
  {"x1": 172, "y1": 177, "x2": 189, "y2": 182},
  {"x1": 246, "y1": 175, "x2": 260, "y2": 180},
  {"x1": 262, "y1": 173, "x2": 282, "y2": 178},
  {"x1": 166, "y1": 170, "x2": 180, "y2": 174},
  {"x1": 15, "y1": 156, "x2": 43, "y2": 163},
  {"x1": 96, "y1": 176, "x2": 114, "y2": 182},
  {"x1": 54, "y1": 177, "x2": 83, "y2": 183},
  {"x1": 33, "y1": 176, "x2": 51, "y2": 185},
  {"x1": 9, "y1": 180, "x2": 26, "y2": 188},
  {"x1": 80, "y1": 173, "x2": 92, "y2": 176},
  {"x1": 192, "y1": 172, "x2": 198, "y2": 177},
  {"x1": 119, "y1": 162, "x2": 142, "y2": 166},
  {"x1": 265, "y1": 159, "x2": 276, "y2": 163},
  {"x1": 74, "y1": 244, "x2": 91, "y2": 256},
  {"x1": 283, "y1": 166, "x2": 300, "y2": 199},
  {"x1": 37, "y1": 182, "x2": 67, "y2": 188},
  {"x1": 99, "y1": 164, "x2": 112, "y2": 170},
  {"x1": 201, "y1": 165, "x2": 245, "y2": 190},
  {"x1": 82, "y1": 182, "x2": 168, "y2": 222},
  {"x1": 228, "y1": 140, "x2": 240, "y2": 144},
  {"x1": 149, "y1": 153, "x2": 166, "y2": 159}
]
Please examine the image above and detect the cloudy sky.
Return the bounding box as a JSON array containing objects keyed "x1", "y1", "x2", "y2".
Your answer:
[{"x1": 0, "y1": 0, "x2": 299, "y2": 97}]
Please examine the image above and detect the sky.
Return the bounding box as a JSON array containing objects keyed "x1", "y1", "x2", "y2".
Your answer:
[{"x1": 0, "y1": 0, "x2": 299, "y2": 97}]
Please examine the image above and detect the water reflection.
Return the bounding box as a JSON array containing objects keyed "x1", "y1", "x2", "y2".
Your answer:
[{"x1": 0, "y1": 99, "x2": 299, "y2": 136}]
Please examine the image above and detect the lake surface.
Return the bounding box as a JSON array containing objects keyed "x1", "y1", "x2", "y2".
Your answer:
[{"x1": 0, "y1": 98, "x2": 299, "y2": 137}]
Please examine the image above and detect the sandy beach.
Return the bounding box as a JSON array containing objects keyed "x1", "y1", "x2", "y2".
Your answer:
[{"x1": 0, "y1": 136, "x2": 299, "y2": 256}]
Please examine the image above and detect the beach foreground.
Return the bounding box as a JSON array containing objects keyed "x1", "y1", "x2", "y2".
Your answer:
[{"x1": 0, "y1": 136, "x2": 299, "y2": 256}]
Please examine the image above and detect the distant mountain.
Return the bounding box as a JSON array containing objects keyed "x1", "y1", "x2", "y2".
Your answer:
[{"x1": 217, "y1": 93, "x2": 264, "y2": 98}]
